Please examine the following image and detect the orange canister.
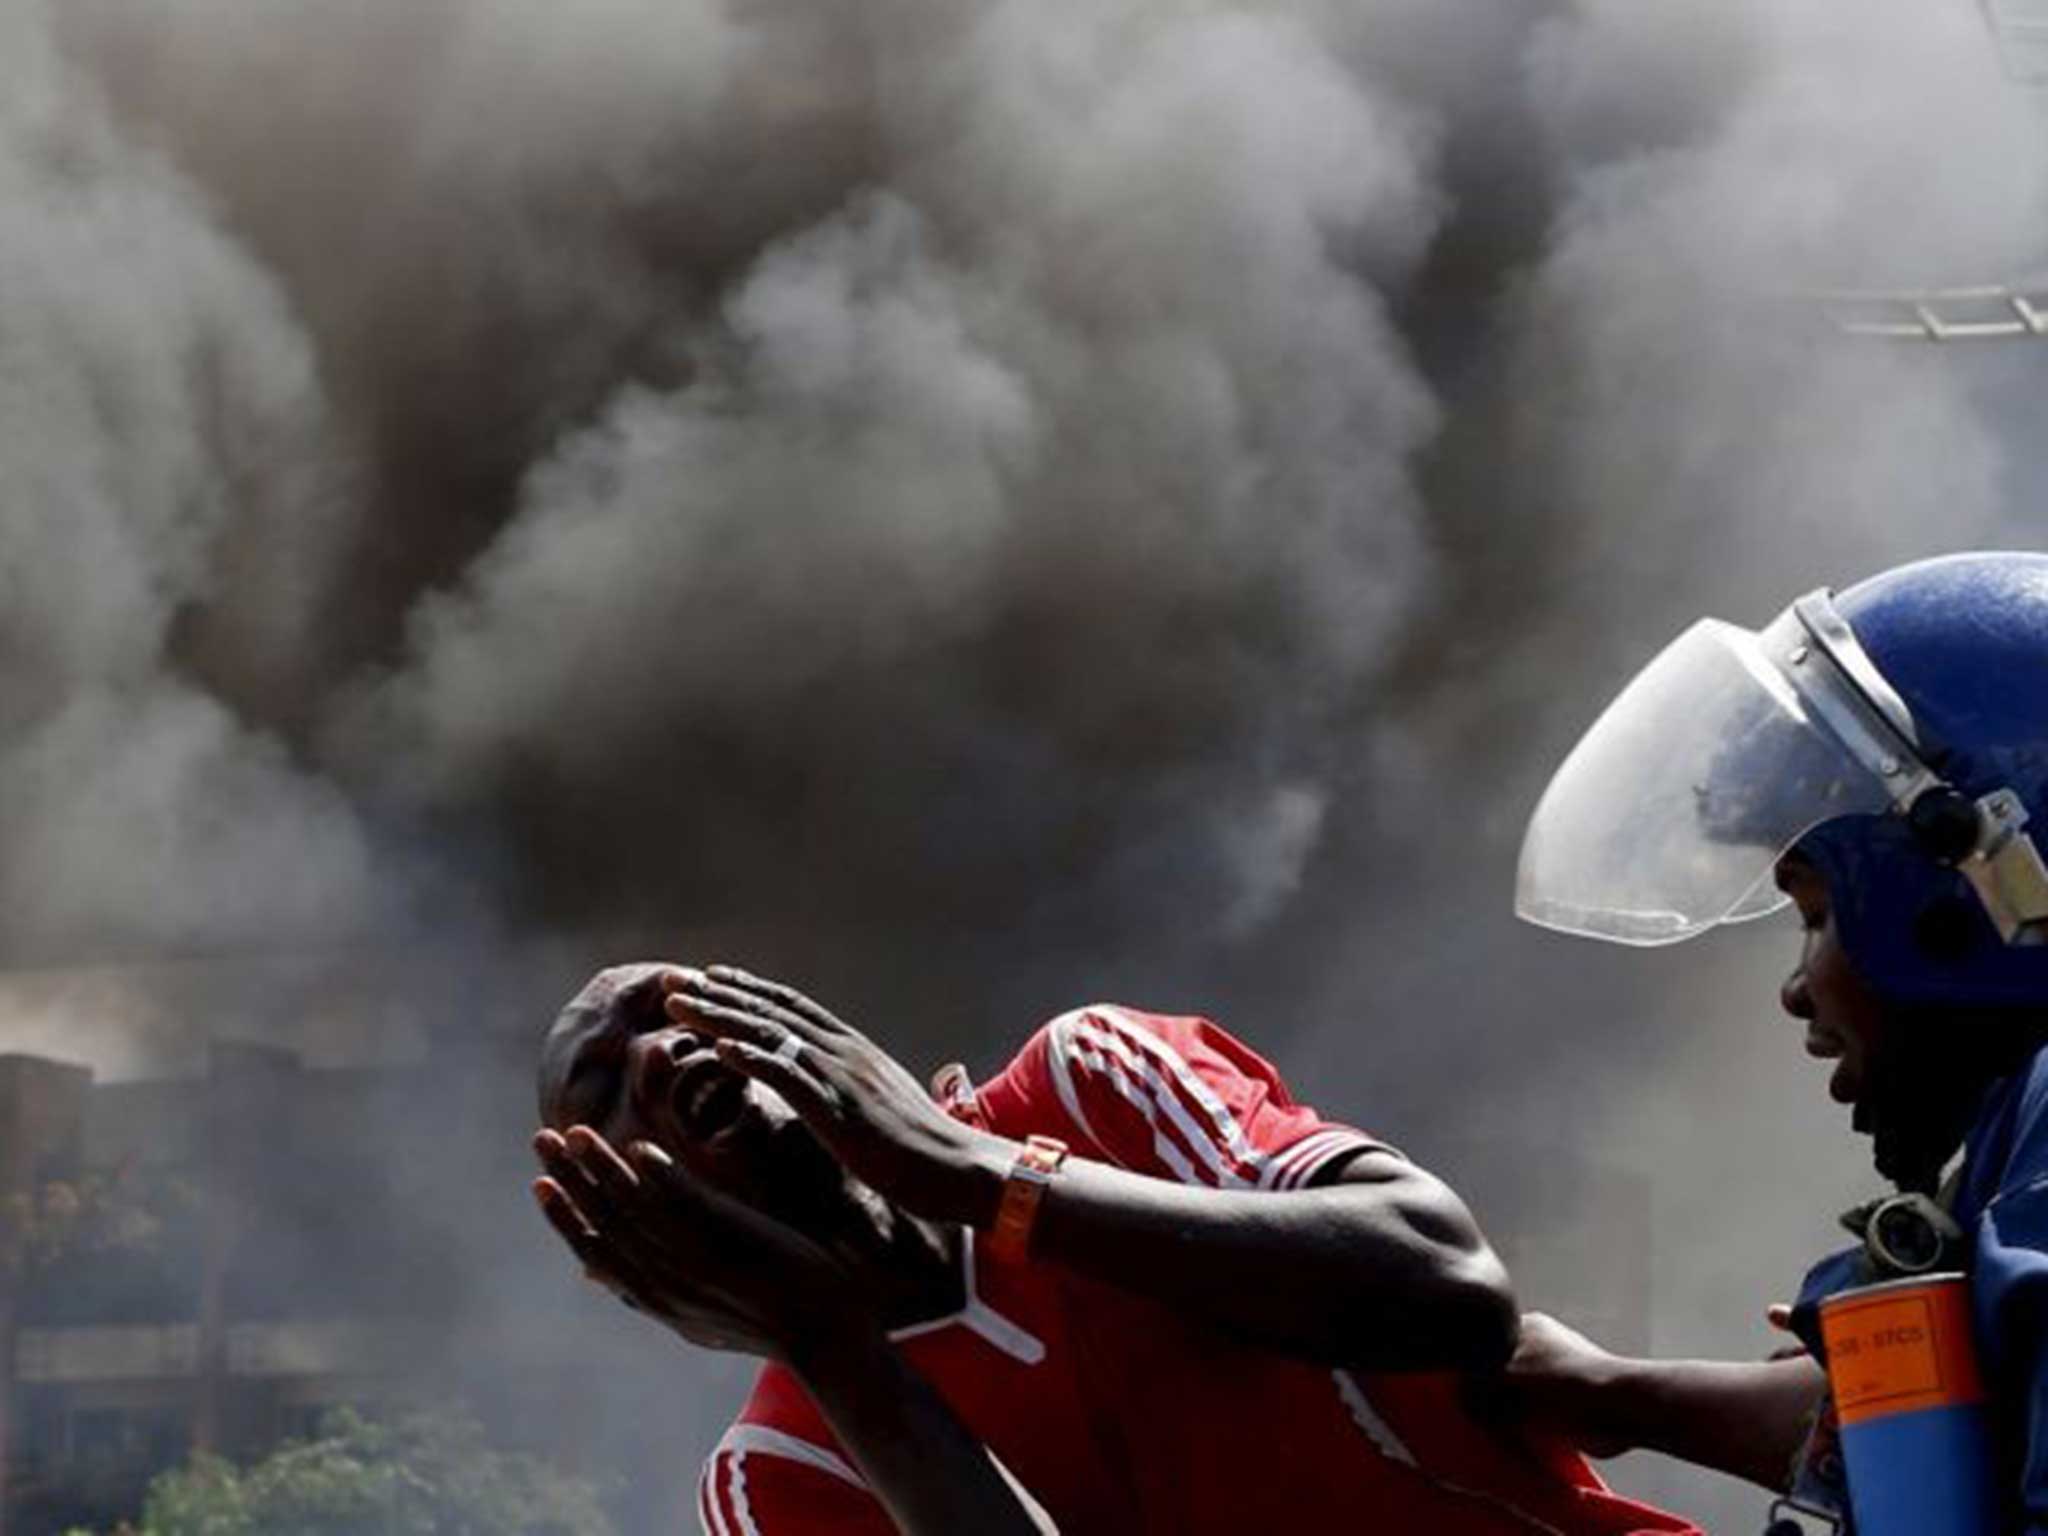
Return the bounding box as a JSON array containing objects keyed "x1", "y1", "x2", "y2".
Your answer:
[{"x1": 1818, "y1": 1273, "x2": 1998, "y2": 1536}]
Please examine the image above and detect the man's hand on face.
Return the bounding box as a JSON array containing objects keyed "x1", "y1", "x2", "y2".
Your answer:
[
  {"x1": 532, "y1": 1124, "x2": 863, "y2": 1360},
  {"x1": 663, "y1": 966, "x2": 1013, "y2": 1230}
]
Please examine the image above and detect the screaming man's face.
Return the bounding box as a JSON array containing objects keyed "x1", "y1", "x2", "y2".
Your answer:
[
  {"x1": 1775, "y1": 856, "x2": 1891, "y2": 1107},
  {"x1": 537, "y1": 963, "x2": 837, "y2": 1210}
]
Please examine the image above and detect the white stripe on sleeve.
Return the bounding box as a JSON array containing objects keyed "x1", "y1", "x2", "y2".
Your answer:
[
  {"x1": 699, "y1": 1455, "x2": 733, "y2": 1536},
  {"x1": 1064, "y1": 1026, "x2": 1210, "y2": 1184},
  {"x1": 1091, "y1": 1008, "x2": 1269, "y2": 1184},
  {"x1": 1044, "y1": 1011, "x2": 1121, "y2": 1163},
  {"x1": 1049, "y1": 1006, "x2": 1387, "y2": 1193},
  {"x1": 1265, "y1": 1127, "x2": 1385, "y2": 1190},
  {"x1": 717, "y1": 1426, "x2": 868, "y2": 1487},
  {"x1": 702, "y1": 1426, "x2": 873, "y2": 1535}
]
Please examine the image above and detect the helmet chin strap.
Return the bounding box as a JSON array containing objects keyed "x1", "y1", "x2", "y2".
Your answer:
[
  {"x1": 1854, "y1": 1000, "x2": 2048, "y2": 1199},
  {"x1": 1852, "y1": 1033, "x2": 1963, "y2": 1195},
  {"x1": 1786, "y1": 591, "x2": 2048, "y2": 946}
]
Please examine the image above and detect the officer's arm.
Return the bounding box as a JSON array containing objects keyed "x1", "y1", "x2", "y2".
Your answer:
[
  {"x1": 1501, "y1": 1313, "x2": 1826, "y2": 1491},
  {"x1": 1576, "y1": 1355, "x2": 1825, "y2": 1491}
]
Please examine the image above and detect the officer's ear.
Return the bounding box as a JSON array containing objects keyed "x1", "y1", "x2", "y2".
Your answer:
[{"x1": 1913, "y1": 893, "x2": 1990, "y2": 966}]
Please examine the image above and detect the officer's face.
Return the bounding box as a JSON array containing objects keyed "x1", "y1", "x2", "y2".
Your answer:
[{"x1": 1775, "y1": 855, "x2": 1890, "y2": 1105}]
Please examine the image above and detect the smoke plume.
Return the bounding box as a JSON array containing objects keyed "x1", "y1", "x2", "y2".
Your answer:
[{"x1": 5, "y1": 0, "x2": 2046, "y2": 1525}]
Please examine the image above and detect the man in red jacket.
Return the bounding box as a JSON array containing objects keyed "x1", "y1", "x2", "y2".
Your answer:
[{"x1": 534, "y1": 963, "x2": 1698, "y2": 1535}]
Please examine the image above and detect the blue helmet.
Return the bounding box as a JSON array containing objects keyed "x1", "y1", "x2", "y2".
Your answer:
[
  {"x1": 1517, "y1": 551, "x2": 2048, "y2": 1011},
  {"x1": 1798, "y1": 553, "x2": 2048, "y2": 1008}
]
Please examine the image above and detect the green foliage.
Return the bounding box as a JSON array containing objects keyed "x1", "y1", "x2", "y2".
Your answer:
[{"x1": 121, "y1": 1407, "x2": 614, "y2": 1536}]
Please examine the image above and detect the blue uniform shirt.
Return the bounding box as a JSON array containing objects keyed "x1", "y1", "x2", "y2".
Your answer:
[{"x1": 1794, "y1": 1042, "x2": 2048, "y2": 1532}]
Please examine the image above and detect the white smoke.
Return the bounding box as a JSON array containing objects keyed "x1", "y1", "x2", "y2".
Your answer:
[
  {"x1": 1510, "y1": 0, "x2": 2042, "y2": 630},
  {"x1": 0, "y1": 2, "x2": 375, "y2": 964}
]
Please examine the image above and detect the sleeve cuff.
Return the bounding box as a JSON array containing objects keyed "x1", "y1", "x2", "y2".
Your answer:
[{"x1": 1258, "y1": 1126, "x2": 1400, "y2": 1190}]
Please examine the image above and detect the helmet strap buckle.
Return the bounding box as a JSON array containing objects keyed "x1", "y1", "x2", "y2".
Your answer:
[{"x1": 1955, "y1": 788, "x2": 2048, "y2": 944}]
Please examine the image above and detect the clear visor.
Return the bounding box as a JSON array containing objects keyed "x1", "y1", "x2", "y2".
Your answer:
[{"x1": 1516, "y1": 612, "x2": 1900, "y2": 945}]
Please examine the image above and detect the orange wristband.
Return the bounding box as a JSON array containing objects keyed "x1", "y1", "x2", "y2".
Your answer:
[{"x1": 987, "y1": 1135, "x2": 1068, "y2": 1263}]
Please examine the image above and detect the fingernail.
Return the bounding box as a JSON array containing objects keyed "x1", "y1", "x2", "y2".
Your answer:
[{"x1": 631, "y1": 1141, "x2": 675, "y2": 1168}]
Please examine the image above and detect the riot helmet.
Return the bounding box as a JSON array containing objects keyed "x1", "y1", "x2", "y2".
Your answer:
[{"x1": 1516, "y1": 551, "x2": 2048, "y2": 1009}]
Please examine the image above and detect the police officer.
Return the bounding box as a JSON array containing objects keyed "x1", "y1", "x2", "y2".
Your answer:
[{"x1": 1502, "y1": 551, "x2": 2048, "y2": 1532}]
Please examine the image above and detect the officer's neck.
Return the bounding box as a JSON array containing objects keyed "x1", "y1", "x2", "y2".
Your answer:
[{"x1": 1866, "y1": 1009, "x2": 2048, "y2": 1191}]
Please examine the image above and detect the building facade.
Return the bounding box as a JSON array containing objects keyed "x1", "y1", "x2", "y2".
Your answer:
[{"x1": 0, "y1": 1046, "x2": 421, "y2": 1534}]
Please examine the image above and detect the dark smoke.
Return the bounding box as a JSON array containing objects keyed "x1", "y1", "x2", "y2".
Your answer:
[{"x1": 6, "y1": 0, "x2": 2047, "y2": 1526}]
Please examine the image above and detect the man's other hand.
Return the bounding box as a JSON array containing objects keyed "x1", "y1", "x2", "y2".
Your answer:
[
  {"x1": 532, "y1": 1124, "x2": 861, "y2": 1359},
  {"x1": 662, "y1": 966, "x2": 1012, "y2": 1229}
]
